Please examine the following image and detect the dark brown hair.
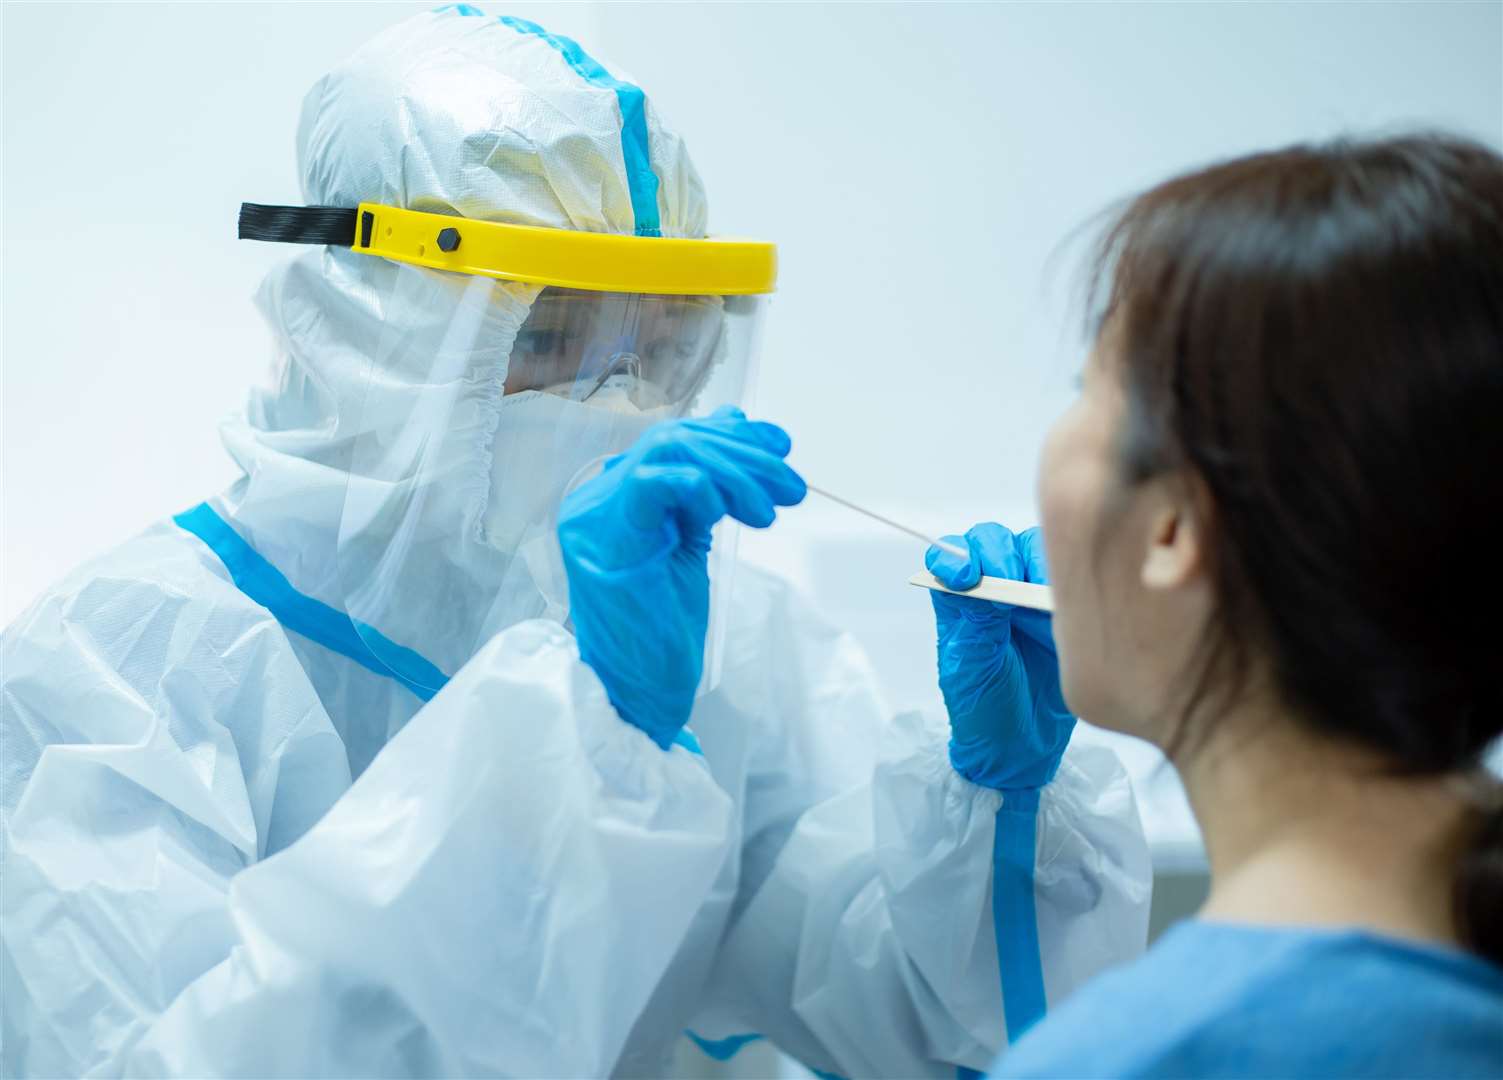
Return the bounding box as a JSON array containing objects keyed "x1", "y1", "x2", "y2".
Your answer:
[{"x1": 1093, "y1": 133, "x2": 1503, "y2": 962}]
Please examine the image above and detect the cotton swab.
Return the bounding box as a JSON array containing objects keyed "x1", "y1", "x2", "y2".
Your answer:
[
  {"x1": 802, "y1": 483, "x2": 1055, "y2": 612},
  {"x1": 804, "y1": 483, "x2": 969, "y2": 559}
]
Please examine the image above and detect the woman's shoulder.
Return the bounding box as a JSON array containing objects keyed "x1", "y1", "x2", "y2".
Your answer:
[{"x1": 995, "y1": 919, "x2": 1503, "y2": 1079}]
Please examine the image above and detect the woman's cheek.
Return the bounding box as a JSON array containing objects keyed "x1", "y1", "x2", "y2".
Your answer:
[
  {"x1": 1036, "y1": 406, "x2": 1093, "y2": 590},
  {"x1": 1037, "y1": 403, "x2": 1115, "y2": 717}
]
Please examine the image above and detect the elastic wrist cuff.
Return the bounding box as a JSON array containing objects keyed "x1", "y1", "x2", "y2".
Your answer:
[{"x1": 948, "y1": 743, "x2": 1059, "y2": 793}]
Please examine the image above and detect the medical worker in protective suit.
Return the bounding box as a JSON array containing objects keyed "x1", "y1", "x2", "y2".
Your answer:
[{"x1": 0, "y1": 8, "x2": 1149, "y2": 1078}]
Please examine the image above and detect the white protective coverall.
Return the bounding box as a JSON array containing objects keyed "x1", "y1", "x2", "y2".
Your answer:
[{"x1": 0, "y1": 8, "x2": 1151, "y2": 1078}]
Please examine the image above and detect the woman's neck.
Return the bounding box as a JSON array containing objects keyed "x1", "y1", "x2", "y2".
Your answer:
[{"x1": 1177, "y1": 703, "x2": 1474, "y2": 947}]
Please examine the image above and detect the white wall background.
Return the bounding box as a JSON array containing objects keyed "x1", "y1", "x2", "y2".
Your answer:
[{"x1": 5, "y1": 2, "x2": 1501, "y2": 862}]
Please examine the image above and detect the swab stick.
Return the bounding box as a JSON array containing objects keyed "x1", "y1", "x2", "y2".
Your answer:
[{"x1": 800, "y1": 484, "x2": 1053, "y2": 611}]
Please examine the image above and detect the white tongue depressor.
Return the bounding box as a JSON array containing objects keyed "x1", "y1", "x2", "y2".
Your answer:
[
  {"x1": 908, "y1": 570, "x2": 1055, "y2": 613},
  {"x1": 800, "y1": 483, "x2": 1054, "y2": 612}
]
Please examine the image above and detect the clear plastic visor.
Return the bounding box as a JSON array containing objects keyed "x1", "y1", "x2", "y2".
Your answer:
[
  {"x1": 506, "y1": 288, "x2": 728, "y2": 406},
  {"x1": 334, "y1": 263, "x2": 764, "y2": 696}
]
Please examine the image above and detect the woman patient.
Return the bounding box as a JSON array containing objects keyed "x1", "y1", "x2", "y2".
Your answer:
[{"x1": 928, "y1": 132, "x2": 1503, "y2": 1078}]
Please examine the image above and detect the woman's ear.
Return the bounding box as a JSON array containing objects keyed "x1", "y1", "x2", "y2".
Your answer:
[{"x1": 1141, "y1": 474, "x2": 1207, "y2": 591}]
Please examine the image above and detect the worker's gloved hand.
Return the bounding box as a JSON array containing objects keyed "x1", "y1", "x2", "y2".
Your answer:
[
  {"x1": 559, "y1": 405, "x2": 806, "y2": 749},
  {"x1": 926, "y1": 523, "x2": 1075, "y2": 790}
]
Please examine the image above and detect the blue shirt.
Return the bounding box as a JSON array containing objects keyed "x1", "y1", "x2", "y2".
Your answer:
[{"x1": 996, "y1": 920, "x2": 1503, "y2": 1079}]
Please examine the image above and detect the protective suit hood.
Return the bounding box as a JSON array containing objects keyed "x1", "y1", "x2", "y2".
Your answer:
[{"x1": 218, "y1": 6, "x2": 715, "y2": 669}]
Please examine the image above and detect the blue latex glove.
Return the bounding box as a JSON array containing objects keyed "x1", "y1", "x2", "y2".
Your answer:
[
  {"x1": 926, "y1": 523, "x2": 1076, "y2": 790},
  {"x1": 558, "y1": 405, "x2": 806, "y2": 748}
]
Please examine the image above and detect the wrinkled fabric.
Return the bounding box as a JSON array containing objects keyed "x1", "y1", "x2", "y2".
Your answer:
[
  {"x1": 2, "y1": 510, "x2": 1148, "y2": 1075},
  {"x1": 1, "y1": 522, "x2": 732, "y2": 1078},
  {"x1": 1, "y1": 6, "x2": 1152, "y2": 1078},
  {"x1": 0, "y1": 519, "x2": 1151, "y2": 1077},
  {"x1": 296, "y1": 7, "x2": 705, "y2": 236}
]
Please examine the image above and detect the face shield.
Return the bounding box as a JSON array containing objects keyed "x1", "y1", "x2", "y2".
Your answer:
[{"x1": 239, "y1": 201, "x2": 774, "y2": 696}]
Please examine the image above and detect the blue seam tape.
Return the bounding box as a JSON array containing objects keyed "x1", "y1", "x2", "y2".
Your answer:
[
  {"x1": 432, "y1": 2, "x2": 485, "y2": 15},
  {"x1": 173, "y1": 502, "x2": 704, "y2": 757},
  {"x1": 497, "y1": 14, "x2": 662, "y2": 237},
  {"x1": 172, "y1": 503, "x2": 447, "y2": 702},
  {"x1": 685, "y1": 1031, "x2": 762, "y2": 1062},
  {"x1": 993, "y1": 789, "x2": 1047, "y2": 1043}
]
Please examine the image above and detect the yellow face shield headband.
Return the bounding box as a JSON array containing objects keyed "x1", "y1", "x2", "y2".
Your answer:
[{"x1": 238, "y1": 202, "x2": 777, "y2": 296}]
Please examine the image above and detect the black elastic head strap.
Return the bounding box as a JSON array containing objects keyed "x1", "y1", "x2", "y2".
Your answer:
[{"x1": 239, "y1": 203, "x2": 358, "y2": 246}]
